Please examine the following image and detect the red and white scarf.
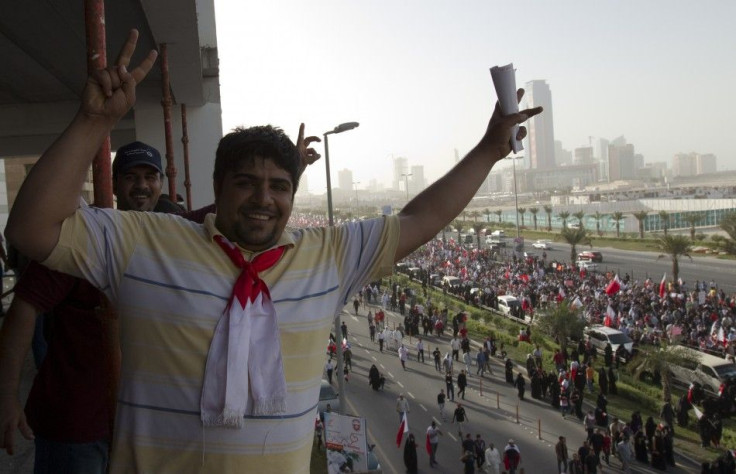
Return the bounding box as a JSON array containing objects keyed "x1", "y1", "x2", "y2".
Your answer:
[{"x1": 201, "y1": 235, "x2": 287, "y2": 428}]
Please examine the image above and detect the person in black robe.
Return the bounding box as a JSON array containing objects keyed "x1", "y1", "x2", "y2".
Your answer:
[
  {"x1": 572, "y1": 388, "x2": 584, "y2": 419},
  {"x1": 598, "y1": 368, "x2": 608, "y2": 396},
  {"x1": 677, "y1": 394, "x2": 690, "y2": 427},
  {"x1": 604, "y1": 343, "x2": 613, "y2": 367},
  {"x1": 634, "y1": 431, "x2": 648, "y2": 463},
  {"x1": 403, "y1": 433, "x2": 418, "y2": 474},
  {"x1": 662, "y1": 425, "x2": 675, "y2": 467},
  {"x1": 515, "y1": 372, "x2": 526, "y2": 400},
  {"x1": 550, "y1": 377, "x2": 560, "y2": 408},
  {"x1": 698, "y1": 413, "x2": 712, "y2": 448},
  {"x1": 650, "y1": 429, "x2": 667, "y2": 470},
  {"x1": 505, "y1": 358, "x2": 514, "y2": 384},
  {"x1": 645, "y1": 416, "x2": 657, "y2": 446},
  {"x1": 531, "y1": 371, "x2": 542, "y2": 399},
  {"x1": 607, "y1": 367, "x2": 617, "y2": 395}
]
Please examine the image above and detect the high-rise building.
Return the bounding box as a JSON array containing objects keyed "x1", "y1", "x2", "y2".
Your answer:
[
  {"x1": 409, "y1": 165, "x2": 425, "y2": 195},
  {"x1": 554, "y1": 140, "x2": 572, "y2": 166},
  {"x1": 573, "y1": 147, "x2": 594, "y2": 165},
  {"x1": 522, "y1": 80, "x2": 556, "y2": 170},
  {"x1": 592, "y1": 138, "x2": 609, "y2": 182},
  {"x1": 672, "y1": 152, "x2": 718, "y2": 177},
  {"x1": 337, "y1": 168, "x2": 353, "y2": 193},
  {"x1": 392, "y1": 156, "x2": 408, "y2": 191},
  {"x1": 608, "y1": 142, "x2": 636, "y2": 181}
]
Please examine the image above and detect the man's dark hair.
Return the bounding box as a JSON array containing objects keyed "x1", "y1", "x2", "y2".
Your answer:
[{"x1": 213, "y1": 125, "x2": 300, "y2": 195}]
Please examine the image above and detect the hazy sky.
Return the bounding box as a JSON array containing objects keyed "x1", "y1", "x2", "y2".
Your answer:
[{"x1": 214, "y1": 0, "x2": 736, "y2": 194}]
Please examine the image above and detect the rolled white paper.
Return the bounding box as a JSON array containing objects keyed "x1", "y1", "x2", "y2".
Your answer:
[{"x1": 490, "y1": 63, "x2": 523, "y2": 153}]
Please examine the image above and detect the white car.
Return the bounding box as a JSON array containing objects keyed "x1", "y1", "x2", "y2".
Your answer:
[
  {"x1": 576, "y1": 259, "x2": 598, "y2": 271},
  {"x1": 532, "y1": 240, "x2": 551, "y2": 250}
]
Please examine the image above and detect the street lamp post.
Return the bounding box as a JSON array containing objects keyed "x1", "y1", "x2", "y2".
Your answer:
[
  {"x1": 511, "y1": 156, "x2": 520, "y2": 238},
  {"x1": 401, "y1": 172, "x2": 412, "y2": 202},
  {"x1": 323, "y1": 121, "x2": 359, "y2": 415}
]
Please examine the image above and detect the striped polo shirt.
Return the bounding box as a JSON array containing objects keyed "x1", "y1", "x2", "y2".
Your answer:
[{"x1": 43, "y1": 207, "x2": 399, "y2": 473}]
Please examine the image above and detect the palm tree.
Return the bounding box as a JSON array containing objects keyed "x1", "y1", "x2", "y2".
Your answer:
[
  {"x1": 453, "y1": 219, "x2": 464, "y2": 244},
  {"x1": 631, "y1": 343, "x2": 698, "y2": 402},
  {"x1": 572, "y1": 211, "x2": 585, "y2": 230},
  {"x1": 682, "y1": 212, "x2": 704, "y2": 241},
  {"x1": 461, "y1": 210, "x2": 468, "y2": 223},
  {"x1": 494, "y1": 210, "x2": 503, "y2": 223},
  {"x1": 469, "y1": 210, "x2": 481, "y2": 223},
  {"x1": 658, "y1": 210, "x2": 670, "y2": 236},
  {"x1": 558, "y1": 211, "x2": 571, "y2": 230},
  {"x1": 558, "y1": 227, "x2": 592, "y2": 264},
  {"x1": 535, "y1": 300, "x2": 587, "y2": 354},
  {"x1": 656, "y1": 235, "x2": 692, "y2": 283},
  {"x1": 518, "y1": 207, "x2": 526, "y2": 227},
  {"x1": 442, "y1": 224, "x2": 452, "y2": 243},
  {"x1": 632, "y1": 211, "x2": 648, "y2": 239},
  {"x1": 611, "y1": 212, "x2": 625, "y2": 238},
  {"x1": 529, "y1": 207, "x2": 539, "y2": 231},
  {"x1": 483, "y1": 208, "x2": 492, "y2": 223},
  {"x1": 593, "y1": 211, "x2": 604, "y2": 236},
  {"x1": 543, "y1": 205, "x2": 553, "y2": 231}
]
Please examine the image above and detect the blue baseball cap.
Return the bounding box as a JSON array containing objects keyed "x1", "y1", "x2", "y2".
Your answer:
[{"x1": 113, "y1": 141, "x2": 163, "y2": 178}]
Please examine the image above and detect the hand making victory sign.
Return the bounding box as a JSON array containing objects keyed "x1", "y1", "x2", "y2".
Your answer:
[
  {"x1": 5, "y1": 29, "x2": 159, "y2": 262},
  {"x1": 82, "y1": 29, "x2": 159, "y2": 126},
  {"x1": 480, "y1": 88, "x2": 543, "y2": 160}
]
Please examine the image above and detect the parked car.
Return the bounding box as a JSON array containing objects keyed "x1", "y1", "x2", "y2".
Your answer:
[
  {"x1": 497, "y1": 295, "x2": 521, "y2": 317},
  {"x1": 490, "y1": 230, "x2": 505, "y2": 237},
  {"x1": 578, "y1": 251, "x2": 603, "y2": 262},
  {"x1": 576, "y1": 259, "x2": 599, "y2": 271},
  {"x1": 667, "y1": 346, "x2": 736, "y2": 396},
  {"x1": 584, "y1": 325, "x2": 634, "y2": 360},
  {"x1": 485, "y1": 236, "x2": 506, "y2": 247},
  {"x1": 532, "y1": 240, "x2": 552, "y2": 250},
  {"x1": 441, "y1": 275, "x2": 462, "y2": 289},
  {"x1": 318, "y1": 379, "x2": 340, "y2": 415}
]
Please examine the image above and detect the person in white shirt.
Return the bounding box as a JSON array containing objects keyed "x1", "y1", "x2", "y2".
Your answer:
[
  {"x1": 484, "y1": 442, "x2": 501, "y2": 474},
  {"x1": 416, "y1": 338, "x2": 425, "y2": 363},
  {"x1": 398, "y1": 344, "x2": 409, "y2": 370},
  {"x1": 396, "y1": 393, "x2": 410, "y2": 423},
  {"x1": 324, "y1": 359, "x2": 334, "y2": 385}
]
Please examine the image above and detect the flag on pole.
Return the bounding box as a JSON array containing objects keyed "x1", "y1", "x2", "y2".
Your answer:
[
  {"x1": 605, "y1": 274, "x2": 621, "y2": 296},
  {"x1": 425, "y1": 433, "x2": 432, "y2": 455},
  {"x1": 659, "y1": 273, "x2": 667, "y2": 299},
  {"x1": 396, "y1": 413, "x2": 409, "y2": 447}
]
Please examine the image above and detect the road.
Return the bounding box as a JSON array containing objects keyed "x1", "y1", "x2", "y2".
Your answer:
[
  {"x1": 337, "y1": 302, "x2": 702, "y2": 474},
  {"x1": 512, "y1": 242, "x2": 736, "y2": 294}
]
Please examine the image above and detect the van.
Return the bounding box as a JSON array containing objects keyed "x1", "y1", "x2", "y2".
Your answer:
[
  {"x1": 496, "y1": 295, "x2": 521, "y2": 317},
  {"x1": 667, "y1": 345, "x2": 736, "y2": 396},
  {"x1": 490, "y1": 230, "x2": 505, "y2": 238},
  {"x1": 441, "y1": 276, "x2": 461, "y2": 288},
  {"x1": 584, "y1": 325, "x2": 633, "y2": 359}
]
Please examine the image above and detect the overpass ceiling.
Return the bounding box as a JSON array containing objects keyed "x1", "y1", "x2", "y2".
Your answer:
[{"x1": 0, "y1": 0, "x2": 212, "y2": 154}]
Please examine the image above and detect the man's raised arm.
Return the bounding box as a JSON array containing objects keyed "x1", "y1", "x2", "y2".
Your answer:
[
  {"x1": 4, "y1": 30, "x2": 157, "y2": 262},
  {"x1": 395, "y1": 89, "x2": 542, "y2": 261}
]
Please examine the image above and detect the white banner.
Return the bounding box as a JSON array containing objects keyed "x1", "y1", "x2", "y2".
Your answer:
[{"x1": 325, "y1": 412, "x2": 368, "y2": 473}]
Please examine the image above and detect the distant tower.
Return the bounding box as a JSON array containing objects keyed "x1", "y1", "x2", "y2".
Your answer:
[
  {"x1": 522, "y1": 80, "x2": 556, "y2": 170},
  {"x1": 409, "y1": 165, "x2": 425, "y2": 194},
  {"x1": 392, "y1": 156, "x2": 408, "y2": 191},
  {"x1": 337, "y1": 169, "x2": 353, "y2": 193}
]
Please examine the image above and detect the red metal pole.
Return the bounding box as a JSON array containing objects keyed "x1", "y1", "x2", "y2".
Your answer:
[
  {"x1": 84, "y1": 0, "x2": 113, "y2": 208},
  {"x1": 159, "y1": 43, "x2": 177, "y2": 201},
  {"x1": 180, "y1": 104, "x2": 192, "y2": 211}
]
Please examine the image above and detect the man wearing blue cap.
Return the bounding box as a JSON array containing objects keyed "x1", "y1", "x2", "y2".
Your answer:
[{"x1": 111, "y1": 140, "x2": 164, "y2": 212}]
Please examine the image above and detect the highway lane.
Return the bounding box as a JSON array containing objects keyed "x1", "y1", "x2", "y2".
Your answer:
[
  {"x1": 498, "y1": 243, "x2": 736, "y2": 294},
  {"x1": 332, "y1": 304, "x2": 701, "y2": 473}
]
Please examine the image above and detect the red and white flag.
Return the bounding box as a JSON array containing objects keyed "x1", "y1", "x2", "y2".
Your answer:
[
  {"x1": 659, "y1": 273, "x2": 667, "y2": 299},
  {"x1": 396, "y1": 413, "x2": 409, "y2": 447},
  {"x1": 605, "y1": 274, "x2": 621, "y2": 296}
]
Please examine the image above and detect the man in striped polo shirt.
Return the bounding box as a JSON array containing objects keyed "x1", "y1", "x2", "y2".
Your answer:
[{"x1": 6, "y1": 30, "x2": 541, "y2": 473}]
